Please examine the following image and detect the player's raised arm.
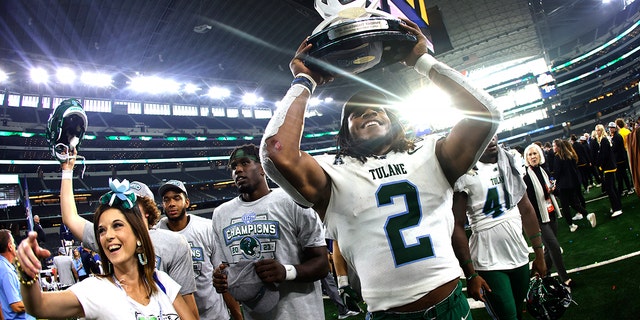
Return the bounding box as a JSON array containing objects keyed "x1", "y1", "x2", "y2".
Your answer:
[
  {"x1": 399, "y1": 19, "x2": 502, "y2": 185},
  {"x1": 59, "y1": 150, "x2": 87, "y2": 240},
  {"x1": 260, "y1": 39, "x2": 334, "y2": 216}
]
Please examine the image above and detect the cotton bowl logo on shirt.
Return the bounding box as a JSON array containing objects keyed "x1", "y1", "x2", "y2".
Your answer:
[
  {"x1": 224, "y1": 212, "x2": 280, "y2": 259},
  {"x1": 242, "y1": 212, "x2": 257, "y2": 224}
]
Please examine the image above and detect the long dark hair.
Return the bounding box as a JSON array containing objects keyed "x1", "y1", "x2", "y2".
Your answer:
[
  {"x1": 553, "y1": 138, "x2": 577, "y2": 161},
  {"x1": 93, "y1": 203, "x2": 158, "y2": 296},
  {"x1": 335, "y1": 90, "x2": 414, "y2": 163}
]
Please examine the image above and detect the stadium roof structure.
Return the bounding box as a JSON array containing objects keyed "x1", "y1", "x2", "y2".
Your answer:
[{"x1": 0, "y1": 0, "x2": 630, "y2": 99}]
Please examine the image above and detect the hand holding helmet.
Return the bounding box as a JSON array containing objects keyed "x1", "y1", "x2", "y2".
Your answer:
[{"x1": 46, "y1": 98, "x2": 88, "y2": 163}]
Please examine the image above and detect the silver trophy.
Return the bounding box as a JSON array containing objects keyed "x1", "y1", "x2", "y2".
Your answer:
[{"x1": 305, "y1": 0, "x2": 417, "y2": 76}]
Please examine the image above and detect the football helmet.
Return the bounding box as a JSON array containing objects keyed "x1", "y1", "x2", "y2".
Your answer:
[
  {"x1": 45, "y1": 98, "x2": 88, "y2": 162},
  {"x1": 526, "y1": 276, "x2": 573, "y2": 320}
]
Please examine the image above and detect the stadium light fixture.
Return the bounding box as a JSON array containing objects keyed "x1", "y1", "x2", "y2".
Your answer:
[
  {"x1": 183, "y1": 83, "x2": 201, "y2": 94},
  {"x1": 130, "y1": 76, "x2": 180, "y2": 94},
  {"x1": 81, "y1": 71, "x2": 112, "y2": 87},
  {"x1": 0, "y1": 69, "x2": 7, "y2": 83},
  {"x1": 402, "y1": 86, "x2": 457, "y2": 132},
  {"x1": 208, "y1": 86, "x2": 231, "y2": 99},
  {"x1": 30, "y1": 67, "x2": 49, "y2": 84},
  {"x1": 56, "y1": 67, "x2": 76, "y2": 84},
  {"x1": 241, "y1": 93, "x2": 263, "y2": 105}
]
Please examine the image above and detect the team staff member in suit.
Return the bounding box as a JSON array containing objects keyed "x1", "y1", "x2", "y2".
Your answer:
[
  {"x1": 452, "y1": 136, "x2": 546, "y2": 320},
  {"x1": 261, "y1": 18, "x2": 501, "y2": 319},
  {"x1": 156, "y1": 180, "x2": 242, "y2": 320},
  {"x1": 32, "y1": 216, "x2": 46, "y2": 248},
  {"x1": 58, "y1": 152, "x2": 199, "y2": 318},
  {"x1": 212, "y1": 144, "x2": 328, "y2": 320}
]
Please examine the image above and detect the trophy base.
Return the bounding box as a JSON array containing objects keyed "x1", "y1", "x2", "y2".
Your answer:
[{"x1": 306, "y1": 17, "x2": 417, "y2": 76}]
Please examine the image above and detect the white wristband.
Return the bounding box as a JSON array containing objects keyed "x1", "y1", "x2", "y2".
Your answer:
[
  {"x1": 61, "y1": 170, "x2": 73, "y2": 180},
  {"x1": 284, "y1": 264, "x2": 297, "y2": 281},
  {"x1": 414, "y1": 53, "x2": 439, "y2": 77},
  {"x1": 294, "y1": 73, "x2": 317, "y2": 93},
  {"x1": 337, "y1": 275, "x2": 349, "y2": 288}
]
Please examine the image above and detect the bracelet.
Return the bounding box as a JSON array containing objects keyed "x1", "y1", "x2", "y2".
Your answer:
[
  {"x1": 533, "y1": 244, "x2": 544, "y2": 250},
  {"x1": 466, "y1": 273, "x2": 479, "y2": 281},
  {"x1": 13, "y1": 258, "x2": 38, "y2": 286},
  {"x1": 460, "y1": 259, "x2": 473, "y2": 267},
  {"x1": 529, "y1": 232, "x2": 542, "y2": 240},
  {"x1": 284, "y1": 264, "x2": 297, "y2": 281},
  {"x1": 61, "y1": 170, "x2": 73, "y2": 180},
  {"x1": 291, "y1": 73, "x2": 316, "y2": 94}
]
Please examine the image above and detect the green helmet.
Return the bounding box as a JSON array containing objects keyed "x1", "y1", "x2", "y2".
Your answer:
[
  {"x1": 45, "y1": 98, "x2": 88, "y2": 162},
  {"x1": 239, "y1": 236, "x2": 261, "y2": 259}
]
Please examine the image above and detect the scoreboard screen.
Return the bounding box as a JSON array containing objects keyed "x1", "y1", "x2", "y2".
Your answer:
[
  {"x1": 380, "y1": 0, "x2": 435, "y2": 53},
  {"x1": 0, "y1": 175, "x2": 21, "y2": 208}
]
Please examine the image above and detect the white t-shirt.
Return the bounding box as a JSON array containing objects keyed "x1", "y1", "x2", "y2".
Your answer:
[
  {"x1": 53, "y1": 255, "x2": 76, "y2": 286},
  {"x1": 69, "y1": 270, "x2": 180, "y2": 319},
  {"x1": 212, "y1": 188, "x2": 326, "y2": 320},
  {"x1": 156, "y1": 214, "x2": 228, "y2": 320}
]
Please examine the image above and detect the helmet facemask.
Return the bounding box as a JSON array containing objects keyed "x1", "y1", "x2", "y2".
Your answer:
[{"x1": 46, "y1": 99, "x2": 88, "y2": 163}]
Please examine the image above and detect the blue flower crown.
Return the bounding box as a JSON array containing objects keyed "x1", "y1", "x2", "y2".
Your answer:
[{"x1": 99, "y1": 178, "x2": 137, "y2": 209}]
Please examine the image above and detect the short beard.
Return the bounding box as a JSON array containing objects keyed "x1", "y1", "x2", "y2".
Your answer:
[
  {"x1": 167, "y1": 208, "x2": 187, "y2": 222},
  {"x1": 237, "y1": 184, "x2": 254, "y2": 196},
  {"x1": 351, "y1": 134, "x2": 393, "y2": 156}
]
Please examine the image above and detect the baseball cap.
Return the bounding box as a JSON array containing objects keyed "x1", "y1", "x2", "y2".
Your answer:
[
  {"x1": 58, "y1": 247, "x2": 66, "y2": 255},
  {"x1": 129, "y1": 181, "x2": 154, "y2": 200},
  {"x1": 579, "y1": 135, "x2": 587, "y2": 141},
  {"x1": 158, "y1": 180, "x2": 188, "y2": 198},
  {"x1": 226, "y1": 260, "x2": 279, "y2": 313},
  {"x1": 608, "y1": 122, "x2": 617, "y2": 128}
]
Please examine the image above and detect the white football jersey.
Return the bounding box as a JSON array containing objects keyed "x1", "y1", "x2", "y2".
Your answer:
[{"x1": 317, "y1": 136, "x2": 460, "y2": 312}]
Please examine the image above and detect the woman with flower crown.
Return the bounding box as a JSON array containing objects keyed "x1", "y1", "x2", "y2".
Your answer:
[{"x1": 14, "y1": 179, "x2": 196, "y2": 319}]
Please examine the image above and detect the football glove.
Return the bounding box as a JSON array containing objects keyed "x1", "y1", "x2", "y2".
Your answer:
[{"x1": 339, "y1": 285, "x2": 363, "y2": 312}]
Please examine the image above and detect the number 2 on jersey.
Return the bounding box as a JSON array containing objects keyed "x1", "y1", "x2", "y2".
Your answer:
[{"x1": 381, "y1": 181, "x2": 435, "y2": 267}]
